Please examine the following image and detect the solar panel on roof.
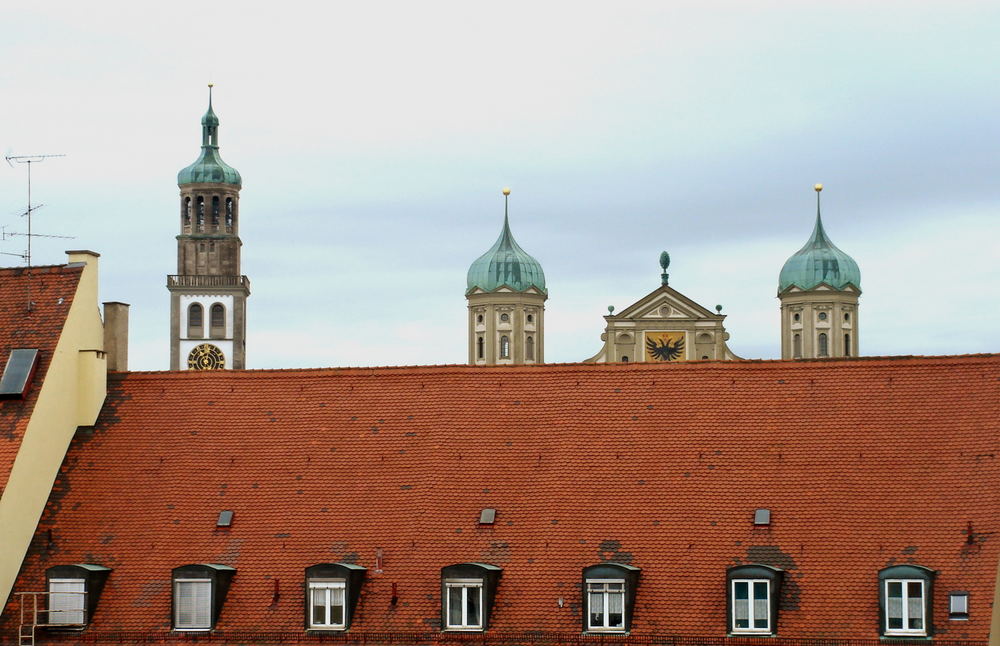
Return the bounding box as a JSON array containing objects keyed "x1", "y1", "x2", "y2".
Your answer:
[
  {"x1": 479, "y1": 508, "x2": 496, "y2": 524},
  {"x1": 0, "y1": 349, "x2": 39, "y2": 399},
  {"x1": 217, "y1": 510, "x2": 234, "y2": 527}
]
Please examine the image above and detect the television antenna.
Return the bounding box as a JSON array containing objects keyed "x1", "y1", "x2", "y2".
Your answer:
[{"x1": 4, "y1": 153, "x2": 74, "y2": 312}]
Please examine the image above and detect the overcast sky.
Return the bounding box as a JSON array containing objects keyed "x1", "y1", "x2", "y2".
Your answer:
[{"x1": 1, "y1": 2, "x2": 998, "y2": 370}]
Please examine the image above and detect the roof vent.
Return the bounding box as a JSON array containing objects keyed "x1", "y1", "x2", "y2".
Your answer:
[
  {"x1": 753, "y1": 509, "x2": 771, "y2": 526},
  {"x1": 0, "y1": 349, "x2": 40, "y2": 399},
  {"x1": 217, "y1": 510, "x2": 234, "y2": 527},
  {"x1": 479, "y1": 508, "x2": 496, "y2": 525}
]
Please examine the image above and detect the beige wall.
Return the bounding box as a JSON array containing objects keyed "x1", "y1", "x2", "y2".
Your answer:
[
  {"x1": 467, "y1": 289, "x2": 546, "y2": 365},
  {"x1": 0, "y1": 251, "x2": 107, "y2": 609},
  {"x1": 779, "y1": 286, "x2": 859, "y2": 359}
]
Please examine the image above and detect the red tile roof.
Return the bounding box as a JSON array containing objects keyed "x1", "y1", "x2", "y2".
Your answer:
[
  {"x1": 0, "y1": 264, "x2": 83, "y2": 495},
  {"x1": 5, "y1": 354, "x2": 999, "y2": 644}
]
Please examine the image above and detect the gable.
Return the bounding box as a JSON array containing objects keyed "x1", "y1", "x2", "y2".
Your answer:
[{"x1": 614, "y1": 285, "x2": 719, "y2": 321}]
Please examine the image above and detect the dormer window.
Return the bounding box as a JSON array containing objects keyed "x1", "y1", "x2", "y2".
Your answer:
[
  {"x1": 582, "y1": 563, "x2": 641, "y2": 633},
  {"x1": 172, "y1": 564, "x2": 235, "y2": 631},
  {"x1": 305, "y1": 563, "x2": 366, "y2": 631},
  {"x1": 45, "y1": 564, "x2": 111, "y2": 629},
  {"x1": 440, "y1": 563, "x2": 502, "y2": 632},
  {"x1": 880, "y1": 565, "x2": 935, "y2": 637},
  {"x1": 727, "y1": 564, "x2": 783, "y2": 635}
]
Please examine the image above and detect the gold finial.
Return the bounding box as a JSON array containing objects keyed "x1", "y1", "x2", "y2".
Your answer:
[
  {"x1": 208, "y1": 82, "x2": 215, "y2": 88},
  {"x1": 814, "y1": 183, "x2": 823, "y2": 192},
  {"x1": 502, "y1": 187, "x2": 511, "y2": 196}
]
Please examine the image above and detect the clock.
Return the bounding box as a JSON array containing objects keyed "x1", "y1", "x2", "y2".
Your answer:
[{"x1": 187, "y1": 343, "x2": 226, "y2": 370}]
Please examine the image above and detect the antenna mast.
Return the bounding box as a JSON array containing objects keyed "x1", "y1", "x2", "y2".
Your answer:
[{"x1": 4, "y1": 153, "x2": 73, "y2": 312}]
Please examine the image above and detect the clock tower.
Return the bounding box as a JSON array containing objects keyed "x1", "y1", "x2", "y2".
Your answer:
[{"x1": 168, "y1": 85, "x2": 250, "y2": 370}]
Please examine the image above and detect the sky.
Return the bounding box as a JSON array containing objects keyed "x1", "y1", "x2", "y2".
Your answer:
[{"x1": 1, "y1": 2, "x2": 998, "y2": 370}]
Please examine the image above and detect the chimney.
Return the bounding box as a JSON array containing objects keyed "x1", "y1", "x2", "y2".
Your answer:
[{"x1": 103, "y1": 302, "x2": 130, "y2": 372}]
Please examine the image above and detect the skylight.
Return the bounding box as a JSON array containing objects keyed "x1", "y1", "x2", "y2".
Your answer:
[{"x1": 0, "y1": 349, "x2": 40, "y2": 399}]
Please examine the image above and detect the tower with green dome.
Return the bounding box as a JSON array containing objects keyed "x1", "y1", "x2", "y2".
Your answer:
[
  {"x1": 168, "y1": 85, "x2": 250, "y2": 371},
  {"x1": 778, "y1": 184, "x2": 860, "y2": 359},
  {"x1": 466, "y1": 188, "x2": 547, "y2": 365}
]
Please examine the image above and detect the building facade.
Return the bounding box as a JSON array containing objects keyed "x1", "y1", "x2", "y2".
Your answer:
[
  {"x1": 168, "y1": 86, "x2": 250, "y2": 371},
  {"x1": 588, "y1": 252, "x2": 739, "y2": 363}
]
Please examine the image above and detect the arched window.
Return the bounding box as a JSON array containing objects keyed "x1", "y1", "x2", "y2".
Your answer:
[
  {"x1": 183, "y1": 197, "x2": 191, "y2": 226},
  {"x1": 499, "y1": 336, "x2": 510, "y2": 359},
  {"x1": 525, "y1": 336, "x2": 534, "y2": 361},
  {"x1": 196, "y1": 197, "x2": 205, "y2": 230},
  {"x1": 526, "y1": 313, "x2": 534, "y2": 324},
  {"x1": 225, "y1": 198, "x2": 234, "y2": 229},
  {"x1": 818, "y1": 333, "x2": 828, "y2": 357},
  {"x1": 621, "y1": 355, "x2": 629, "y2": 362},
  {"x1": 476, "y1": 336, "x2": 484, "y2": 360},
  {"x1": 793, "y1": 333, "x2": 802, "y2": 359},
  {"x1": 187, "y1": 303, "x2": 203, "y2": 338},
  {"x1": 211, "y1": 196, "x2": 220, "y2": 228},
  {"x1": 844, "y1": 333, "x2": 851, "y2": 357},
  {"x1": 210, "y1": 303, "x2": 226, "y2": 339}
]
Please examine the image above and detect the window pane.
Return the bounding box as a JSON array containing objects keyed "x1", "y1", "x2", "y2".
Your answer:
[
  {"x1": 590, "y1": 591, "x2": 604, "y2": 627},
  {"x1": 329, "y1": 602, "x2": 344, "y2": 626},
  {"x1": 608, "y1": 588, "x2": 624, "y2": 628},
  {"x1": 466, "y1": 586, "x2": 481, "y2": 627},
  {"x1": 887, "y1": 581, "x2": 903, "y2": 629},
  {"x1": 311, "y1": 588, "x2": 326, "y2": 625},
  {"x1": 448, "y1": 587, "x2": 463, "y2": 626},
  {"x1": 753, "y1": 580, "x2": 769, "y2": 629},
  {"x1": 193, "y1": 581, "x2": 211, "y2": 628}
]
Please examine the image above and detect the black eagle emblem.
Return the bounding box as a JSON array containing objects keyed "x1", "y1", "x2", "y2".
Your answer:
[{"x1": 645, "y1": 336, "x2": 684, "y2": 361}]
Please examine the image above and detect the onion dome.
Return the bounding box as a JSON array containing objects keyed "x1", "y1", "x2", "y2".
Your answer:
[
  {"x1": 778, "y1": 184, "x2": 860, "y2": 292},
  {"x1": 177, "y1": 85, "x2": 242, "y2": 187},
  {"x1": 466, "y1": 188, "x2": 546, "y2": 294}
]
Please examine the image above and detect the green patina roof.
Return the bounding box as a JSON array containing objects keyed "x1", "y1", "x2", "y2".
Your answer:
[
  {"x1": 467, "y1": 200, "x2": 546, "y2": 294},
  {"x1": 779, "y1": 199, "x2": 860, "y2": 293},
  {"x1": 177, "y1": 88, "x2": 242, "y2": 188}
]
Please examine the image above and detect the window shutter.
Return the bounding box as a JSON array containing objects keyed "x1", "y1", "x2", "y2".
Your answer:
[{"x1": 49, "y1": 579, "x2": 85, "y2": 624}]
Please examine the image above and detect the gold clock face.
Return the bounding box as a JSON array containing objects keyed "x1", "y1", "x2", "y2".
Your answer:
[{"x1": 187, "y1": 343, "x2": 225, "y2": 370}]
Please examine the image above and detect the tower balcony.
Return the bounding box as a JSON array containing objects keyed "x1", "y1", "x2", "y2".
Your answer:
[{"x1": 167, "y1": 274, "x2": 251, "y2": 292}]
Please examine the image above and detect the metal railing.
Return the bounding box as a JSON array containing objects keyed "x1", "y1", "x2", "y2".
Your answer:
[
  {"x1": 14, "y1": 591, "x2": 85, "y2": 646},
  {"x1": 166, "y1": 275, "x2": 250, "y2": 289}
]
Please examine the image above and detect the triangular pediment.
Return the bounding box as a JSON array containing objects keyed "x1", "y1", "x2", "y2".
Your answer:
[{"x1": 614, "y1": 285, "x2": 720, "y2": 321}]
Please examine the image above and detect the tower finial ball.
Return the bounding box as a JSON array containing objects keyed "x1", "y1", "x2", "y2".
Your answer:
[
  {"x1": 502, "y1": 187, "x2": 511, "y2": 196},
  {"x1": 814, "y1": 183, "x2": 823, "y2": 192}
]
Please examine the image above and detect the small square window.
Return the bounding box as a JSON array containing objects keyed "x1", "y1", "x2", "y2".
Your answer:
[
  {"x1": 479, "y1": 508, "x2": 496, "y2": 524},
  {"x1": 753, "y1": 509, "x2": 771, "y2": 526},
  {"x1": 949, "y1": 592, "x2": 969, "y2": 619},
  {"x1": 216, "y1": 510, "x2": 234, "y2": 527}
]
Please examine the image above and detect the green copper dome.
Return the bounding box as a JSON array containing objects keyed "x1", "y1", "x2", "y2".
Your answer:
[
  {"x1": 779, "y1": 192, "x2": 860, "y2": 293},
  {"x1": 177, "y1": 87, "x2": 242, "y2": 188},
  {"x1": 467, "y1": 196, "x2": 546, "y2": 294}
]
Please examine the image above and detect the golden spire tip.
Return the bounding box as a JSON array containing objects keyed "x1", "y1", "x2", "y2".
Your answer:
[
  {"x1": 814, "y1": 183, "x2": 823, "y2": 192},
  {"x1": 502, "y1": 187, "x2": 511, "y2": 196}
]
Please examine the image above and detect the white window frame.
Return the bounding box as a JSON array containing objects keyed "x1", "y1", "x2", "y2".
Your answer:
[
  {"x1": 308, "y1": 579, "x2": 347, "y2": 630},
  {"x1": 731, "y1": 578, "x2": 771, "y2": 634},
  {"x1": 174, "y1": 578, "x2": 212, "y2": 631},
  {"x1": 586, "y1": 578, "x2": 626, "y2": 632},
  {"x1": 885, "y1": 579, "x2": 926, "y2": 636},
  {"x1": 48, "y1": 578, "x2": 86, "y2": 625},
  {"x1": 444, "y1": 579, "x2": 483, "y2": 630}
]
